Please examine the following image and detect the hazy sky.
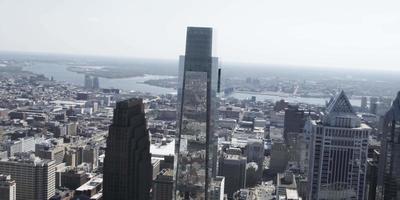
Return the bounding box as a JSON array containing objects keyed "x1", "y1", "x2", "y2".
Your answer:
[{"x1": 1, "y1": 0, "x2": 400, "y2": 70}]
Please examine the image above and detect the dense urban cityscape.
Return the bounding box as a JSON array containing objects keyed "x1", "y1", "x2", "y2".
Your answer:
[{"x1": 0, "y1": 26, "x2": 399, "y2": 200}]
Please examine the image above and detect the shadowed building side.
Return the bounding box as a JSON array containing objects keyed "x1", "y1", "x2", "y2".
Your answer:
[
  {"x1": 376, "y1": 92, "x2": 400, "y2": 200},
  {"x1": 103, "y1": 98, "x2": 152, "y2": 200}
]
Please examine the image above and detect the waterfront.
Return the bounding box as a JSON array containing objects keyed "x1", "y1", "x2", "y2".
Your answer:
[
  {"x1": 229, "y1": 92, "x2": 361, "y2": 106},
  {"x1": 23, "y1": 62, "x2": 361, "y2": 106},
  {"x1": 24, "y1": 62, "x2": 177, "y2": 94}
]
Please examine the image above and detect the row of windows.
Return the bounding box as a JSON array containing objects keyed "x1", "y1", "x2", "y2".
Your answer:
[{"x1": 324, "y1": 128, "x2": 368, "y2": 138}]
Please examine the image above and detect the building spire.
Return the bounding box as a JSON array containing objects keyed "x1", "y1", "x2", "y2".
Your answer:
[{"x1": 326, "y1": 90, "x2": 354, "y2": 114}]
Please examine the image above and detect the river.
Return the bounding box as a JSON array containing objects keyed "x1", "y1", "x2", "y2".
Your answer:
[
  {"x1": 24, "y1": 62, "x2": 176, "y2": 94},
  {"x1": 24, "y1": 62, "x2": 360, "y2": 106}
]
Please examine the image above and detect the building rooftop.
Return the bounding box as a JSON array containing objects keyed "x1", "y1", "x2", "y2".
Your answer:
[
  {"x1": 1, "y1": 153, "x2": 54, "y2": 166},
  {"x1": 277, "y1": 172, "x2": 297, "y2": 189},
  {"x1": 0, "y1": 174, "x2": 15, "y2": 186},
  {"x1": 76, "y1": 175, "x2": 103, "y2": 192},
  {"x1": 286, "y1": 189, "x2": 299, "y2": 199},
  {"x1": 150, "y1": 139, "x2": 175, "y2": 158}
]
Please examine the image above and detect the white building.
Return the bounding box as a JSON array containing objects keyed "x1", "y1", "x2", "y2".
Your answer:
[
  {"x1": 307, "y1": 91, "x2": 370, "y2": 200},
  {"x1": 210, "y1": 176, "x2": 225, "y2": 200},
  {"x1": 4, "y1": 137, "x2": 35, "y2": 157}
]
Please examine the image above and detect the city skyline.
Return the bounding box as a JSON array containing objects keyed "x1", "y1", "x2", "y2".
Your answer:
[
  {"x1": 0, "y1": 1, "x2": 400, "y2": 197},
  {"x1": 1, "y1": 0, "x2": 400, "y2": 70}
]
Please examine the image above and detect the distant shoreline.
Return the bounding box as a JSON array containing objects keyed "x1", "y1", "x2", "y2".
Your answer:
[{"x1": 67, "y1": 66, "x2": 144, "y2": 79}]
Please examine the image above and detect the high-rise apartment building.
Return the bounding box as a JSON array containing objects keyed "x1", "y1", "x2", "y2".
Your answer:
[
  {"x1": 174, "y1": 27, "x2": 219, "y2": 200},
  {"x1": 376, "y1": 92, "x2": 400, "y2": 200},
  {"x1": 0, "y1": 174, "x2": 16, "y2": 200},
  {"x1": 0, "y1": 153, "x2": 56, "y2": 200},
  {"x1": 307, "y1": 91, "x2": 370, "y2": 200},
  {"x1": 103, "y1": 98, "x2": 152, "y2": 200}
]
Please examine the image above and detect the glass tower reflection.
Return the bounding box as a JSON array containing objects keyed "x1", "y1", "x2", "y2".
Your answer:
[{"x1": 174, "y1": 27, "x2": 219, "y2": 200}]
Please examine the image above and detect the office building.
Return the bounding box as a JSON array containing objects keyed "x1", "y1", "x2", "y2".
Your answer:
[
  {"x1": 82, "y1": 145, "x2": 99, "y2": 169},
  {"x1": 376, "y1": 92, "x2": 400, "y2": 199},
  {"x1": 366, "y1": 153, "x2": 378, "y2": 200},
  {"x1": 283, "y1": 105, "x2": 305, "y2": 143},
  {"x1": 103, "y1": 98, "x2": 152, "y2": 200},
  {"x1": 174, "y1": 27, "x2": 220, "y2": 199},
  {"x1": 307, "y1": 91, "x2": 370, "y2": 199},
  {"x1": 0, "y1": 174, "x2": 16, "y2": 200},
  {"x1": 276, "y1": 171, "x2": 299, "y2": 200},
  {"x1": 84, "y1": 75, "x2": 100, "y2": 90},
  {"x1": 92, "y1": 76, "x2": 99, "y2": 89},
  {"x1": 218, "y1": 153, "x2": 247, "y2": 198},
  {"x1": 209, "y1": 176, "x2": 225, "y2": 200},
  {"x1": 269, "y1": 140, "x2": 289, "y2": 175},
  {"x1": 152, "y1": 168, "x2": 174, "y2": 200},
  {"x1": 361, "y1": 96, "x2": 368, "y2": 112},
  {"x1": 245, "y1": 139, "x2": 264, "y2": 165},
  {"x1": 0, "y1": 153, "x2": 56, "y2": 200},
  {"x1": 370, "y1": 97, "x2": 378, "y2": 114},
  {"x1": 61, "y1": 169, "x2": 88, "y2": 190},
  {"x1": 84, "y1": 75, "x2": 92, "y2": 89},
  {"x1": 4, "y1": 137, "x2": 35, "y2": 157},
  {"x1": 35, "y1": 143, "x2": 65, "y2": 165}
]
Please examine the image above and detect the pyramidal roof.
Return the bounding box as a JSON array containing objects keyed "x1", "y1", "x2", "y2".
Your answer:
[
  {"x1": 385, "y1": 91, "x2": 400, "y2": 121},
  {"x1": 326, "y1": 90, "x2": 355, "y2": 114}
]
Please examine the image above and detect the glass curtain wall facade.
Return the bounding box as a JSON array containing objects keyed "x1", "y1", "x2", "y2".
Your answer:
[
  {"x1": 174, "y1": 27, "x2": 218, "y2": 200},
  {"x1": 376, "y1": 92, "x2": 400, "y2": 200}
]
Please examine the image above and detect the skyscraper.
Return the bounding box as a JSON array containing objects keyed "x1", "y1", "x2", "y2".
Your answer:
[
  {"x1": 370, "y1": 97, "x2": 378, "y2": 114},
  {"x1": 174, "y1": 27, "x2": 219, "y2": 200},
  {"x1": 361, "y1": 96, "x2": 368, "y2": 112},
  {"x1": 307, "y1": 91, "x2": 370, "y2": 200},
  {"x1": 84, "y1": 74, "x2": 93, "y2": 89},
  {"x1": 283, "y1": 105, "x2": 305, "y2": 161},
  {"x1": 103, "y1": 98, "x2": 152, "y2": 200},
  {"x1": 152, "y1": 168, "x2": 174, "y2": 200},
  {"x1": 218, "y1": 153, "x2": 247, "y2": 198},
  {"x1": 376, "y1": 92, "x2": 400, "y2": 200},
  {"x1": 92, "y1": 76, "x2": 100, "y2": 89},
  {"x1": 283, "y1": 105, "x2": 305, "y2": 141}
]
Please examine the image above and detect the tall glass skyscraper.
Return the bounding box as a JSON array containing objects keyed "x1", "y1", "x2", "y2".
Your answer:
[
  {"x1": 376, "y1": 92, "x2": 400, "y2": 200},
  {"x1": 174, "y1": 27, "x2": 219, "y2": 200}
]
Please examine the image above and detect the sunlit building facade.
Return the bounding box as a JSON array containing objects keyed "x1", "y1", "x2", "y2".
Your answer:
[
  {"x1": 174, "y1": 27, "x2": 219, "y2": 200},
  {"x1": 307, "y1": 91, "x2": 370, "y2": 200}
]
